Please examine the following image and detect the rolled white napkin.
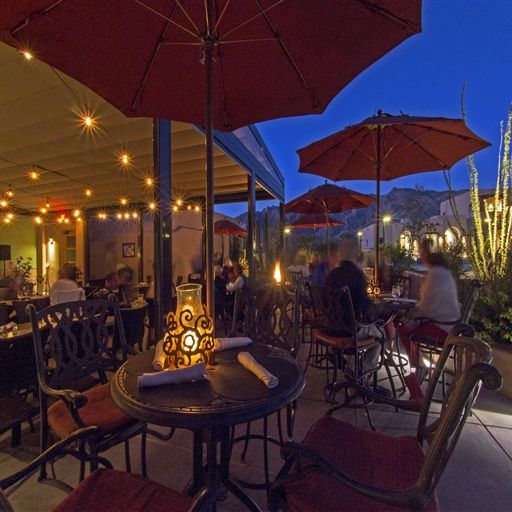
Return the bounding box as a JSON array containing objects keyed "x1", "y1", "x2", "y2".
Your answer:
[
  {"x1": 237, "y1": 352, "x2": 278, "y2": 389},
  {"x1": 214, "y1": 337, "x2": 252, "y2": 352},
  {"x1": 152, "y1": 340, "x2": 167, "y2": 371},
  {"x1": 138, "y1": 362, "x2": 207, "y2": 388}
]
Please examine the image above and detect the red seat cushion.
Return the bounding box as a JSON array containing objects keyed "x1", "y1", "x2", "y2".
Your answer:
[
  {"x1": 48, "y1": 383, "x2": 135, "y2": 438},
  {"x1": 314, "y1": 329, "x2": 375, "y2": 350},
  {"x1": 54, "y1": 469, "x2": 193, "y2": 512},
  {"x1": 285, "y1": 416, "x2": 438, "y2": 512}
]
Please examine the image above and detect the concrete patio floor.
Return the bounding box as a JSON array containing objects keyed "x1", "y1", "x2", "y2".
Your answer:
[{"x1": 1, "y1": 352, "x2": 511, "y2": 511}]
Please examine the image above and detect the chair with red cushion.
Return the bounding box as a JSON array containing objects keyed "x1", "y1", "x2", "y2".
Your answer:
[
  {"x1": 0, "y1": 427, "x2": 211, "y2": 512},
  {"x1": 309, "y1": 285, "x2": 387, "y2": 408},
  {"x1": 28, "y1": 299, "x2": 147, "y2": 483},
  {"x1": 269, "y1": 334, "x2": 502, "y2": 512}
]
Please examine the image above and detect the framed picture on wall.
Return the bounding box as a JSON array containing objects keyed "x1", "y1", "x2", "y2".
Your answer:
[{"x1": 122, "y1": 243, "x2": 136, "y2": 258}]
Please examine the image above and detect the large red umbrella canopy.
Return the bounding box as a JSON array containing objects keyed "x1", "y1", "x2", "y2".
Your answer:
[
  {"x1": 298, "y1": 113, "x2": 491, "y2": 180},
  {"x1": 297, "y1": 112, "x2": 491, "y2": 282},
  {"x1": 0, "y1": 1, "x2": 421, "y2": 318},
  {"x1": 0, "y1": 2, "x2": 422, "y2": 130},
  {"x1": 287, "y1": 213, "x2": 343, "y2": 229},
  {"x1": 214, "y1": 219, "x2": 247, "y2": 237},
  {"x1": 285, "y1": 183, "x2": 373, "y2": 215}
]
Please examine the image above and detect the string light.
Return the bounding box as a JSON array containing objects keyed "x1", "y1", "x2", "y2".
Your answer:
[
  {"x1": 132, "y1": 212, "x2": 138, "y2": 219},
  {"x1": 187, "y1": 204, "x2": 192, "y2": 210},
  {"x1": 84, "y1": 187, "x2": 92, "y2": 197},
  {"x1": 119, "y1": 152, "x2": 131, "y2": 167},
  {"x1": 28, "y1": 169, "x2": 40, "y2": 181},
  {"x1": 80, "y1": 111, "x2": 96, "y2": 129},
  {"x1": 3, "y1": 217, "x2": 11, "y2": 224},
  {"x1": 120, "y1": 197, "x2": 128, "y2": 206},
  {"x1": 40, "y1": 207, "x2": 48, "y2": 214},
  {"x1": 64, "y1": 218, "x2": 70, "y2": 224},
  {"x1": 34, "y1": 216, "x2": 42, "y2": 225},
  {"x1": 73, "y1": 209, "x2": 81, "y2": 218},
  {"x1": 145, "y1": 177, "x2": 154, "y2": 186},
  {"x1": 76, "y1": 217, "x2": 82, "y2": 223},
  {"x1": 172, "y1": 205, "x2": 178, "y2": 212},
  {"x1": 6, "y1": 187, "x2": 14, "y2": 198},
  {"x1": 176, "y1": 199, "x2": 182, "y2": 206},
  {"x1": 6, "y1": 213, "x2": 13, "y2": 220},
  {"x1": 194, "y1": 205, "x2": 200, "y2": 212},
  {"x1": 45, "y1": 198, "x2": 51, "y2": 209},
  {"x1": 148, "y1": 201, "x2": 156, "y2": 211},
  {"x1": 97, "y1": 212, "x2": 107, "y2": 220},
  {"x1": 123, "y1": 212, "x2": 130, "y2": 219},
  {"x1": 0, "y1": 200, "x2": 8, "y2": 208},
  {"x1": 22, "y1": 50, "x2": 33, "y2": 61},
  {"x1": 116, "y1": 213, "x2": 122, "y2": 219}
]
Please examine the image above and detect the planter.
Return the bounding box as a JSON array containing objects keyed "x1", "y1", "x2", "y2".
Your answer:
[{"x1": 491, "y1": 343, "x2": 512, "y2": 399}]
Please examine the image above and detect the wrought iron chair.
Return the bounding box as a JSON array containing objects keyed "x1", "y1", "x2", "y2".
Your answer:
[
  {"x1": 114, "y1": 303, "x2": 149, "y2": 352},
  {"x1": 0, "y1": 331, "x2": 39, "y2": 446},
  {"x1": 309, "y1": 285, "x2": 389, "y2": 411},
  {"x1": 231, "y1": 287, "x2": 300, "y2": 492},
  {"x1": 27, "y1": 299, "x2": 147, "y2": 482},
  {"x1": 13, "y1": 297, "x2": 50, "y2": 323},
  {"x1": 269, "y1": 335, "x2": 502, "y2": 512},
  {"x1": 0, "y1": 427, "x2": 212, "y2": 512}
]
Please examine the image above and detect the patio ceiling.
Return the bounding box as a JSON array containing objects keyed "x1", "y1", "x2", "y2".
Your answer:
[{"x1": 0, "y1": 42, "x2": 275, "y2": 213}]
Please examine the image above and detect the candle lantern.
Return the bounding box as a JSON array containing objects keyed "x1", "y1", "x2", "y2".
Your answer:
[
  {"x1": 273, "y1": 261, "x2": 282, "y2": 284},
  {"x1": 163, "y1": 283, "x2": 214, "y2": 368}
]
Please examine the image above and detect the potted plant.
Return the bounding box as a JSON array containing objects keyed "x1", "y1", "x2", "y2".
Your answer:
[{"x1": 10, "y1": 256, "x2": 35, "y2": 296}]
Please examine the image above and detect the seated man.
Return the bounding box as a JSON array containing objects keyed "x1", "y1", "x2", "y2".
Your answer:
[
  {"x1": 325, "y1": 238, "x2": 389, "y2": 381},
  {"x1": 49, "y1": 263, "x2": 85, "y2": 305}
]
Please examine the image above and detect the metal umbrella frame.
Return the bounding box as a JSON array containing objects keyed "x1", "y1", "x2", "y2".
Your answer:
[
  {"x1": 286, "y1": 213, "x2": 343, "y2": 247},
  {"x1": 298, "y1": 111, "x2": 491, "y2": 283}
]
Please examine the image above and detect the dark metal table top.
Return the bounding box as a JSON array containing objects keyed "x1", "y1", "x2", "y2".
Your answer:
[{"x1": 111, "y1": 343, "x2": 305, "y2": 430}]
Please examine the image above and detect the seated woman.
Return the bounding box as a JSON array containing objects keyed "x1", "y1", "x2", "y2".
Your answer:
[
  {"x1": 226, "y1": 263, "x2": 246, "y2": 293},
  {"x1": 399, "y1": 239, "x2": 460, "y2": 368},
  {"x1": 49, "y1": 263, "x2": 85, "y2": 305},
  {"x1": 94, "y1": 272, "x2": 119, "y2": 300}
]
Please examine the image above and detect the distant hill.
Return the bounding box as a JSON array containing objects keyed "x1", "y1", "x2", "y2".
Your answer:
[{"x1": 235, "y1": 187, "x2": 463, "y2": 240}]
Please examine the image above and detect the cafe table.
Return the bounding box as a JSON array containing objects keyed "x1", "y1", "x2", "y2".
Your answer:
[{"x1": 110, "y1": 343, "x2": 305, "y2": 511}]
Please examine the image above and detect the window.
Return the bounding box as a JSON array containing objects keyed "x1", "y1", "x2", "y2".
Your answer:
[{"x1": 65, "y1": 235, "x2": 76, "y2": 263}]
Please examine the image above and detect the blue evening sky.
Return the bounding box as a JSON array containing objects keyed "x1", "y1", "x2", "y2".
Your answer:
[{"x1": 217, "y1": 0, "x2": 510, "y2": 217}]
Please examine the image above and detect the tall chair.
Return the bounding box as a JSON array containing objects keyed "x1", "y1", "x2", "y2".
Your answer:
[
  {"x1": 309, "y1": 285, "x2": 387, "y2": 409},
  {"x1": 231, "y1": 288, "x2": 300, "y2": 491},
  {"x1": 269, "y1": 335, "x2": 502, "y2": 512},
  {"x1": 28, "y1": 299, "x2": 147, "y2": 482}
]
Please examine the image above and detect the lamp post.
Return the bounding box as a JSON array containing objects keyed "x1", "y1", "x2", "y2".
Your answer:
[
  {"x1": 357, "y1": 230, "x2": 363, "y2": 249},
  {"x1": 382, "y1": 214, "x2": 392, "y2": 246},
  {"x1": 283, "y1": 227, "x2": 291, "y2": 265}
]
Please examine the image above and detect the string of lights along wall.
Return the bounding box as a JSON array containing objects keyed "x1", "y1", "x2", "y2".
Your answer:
[{"x1": 0, "y1": 48, "x2": 203, "y2": 227}]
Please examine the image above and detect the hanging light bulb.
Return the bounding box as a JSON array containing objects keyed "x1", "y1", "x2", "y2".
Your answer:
[
  {"x1": 34, "y1": 216, "x2": 42, "y2": 225},
  {"x1": 132, "y1": 212, "x2": 138, "y2": 219},
  {"x1": 148, "y1": 201, "x2": 156, "y2": 211},
  {"x1": 119, "y1": 152, "x2": 131, "y2": 167},
  {"x1": 73, "y1": 209, "x2": 81, "y2": 218},
  {"x1": 194, "y1": 205, "x2": 200, "y2": 212},
  {"x1": 0, "y1": 200, "x2": 8, "y2": 208},
  {"x1": 3, "y1": 217, "x2": 11, "y2": 224},
  {"x1": 120, "y1": 197, "x2": 128, "y2": 206},
  {"x1": 40, "y1": 206, "x2": 48, "y2": 214},
  {"x1": 172, "y1": 204, "x2": 178, "y2": 212},
  {"x1": 176, "y1": 199, "x2": 183, "y2": 206},
  {"x1": 84, "y1": 187, "x2": 93, "y2": 197},
  {"x1": 187, "y1": 204, "x2": 192, "y2": 211},
  {"x1": 6, "y1": 213, "x2": 13, "y2": 220},
  {"x1": 28, "y1": 168, "x2": 40, "y2": 181},
  {"x1": 45, "y1": 198, "x2": 51, "y2": 209},
  {"x1": 21, "y1": 50, "x2": 33, "y2": 60},
  {"x1": 145, "y1": 177, "x2": 154, "y2": 186},
  {"x1": 6, "y1": 187, "x2": 14, "y2": 198},
  {"x1": 64, "y1": 218, "x2": 70, "y2": 224},
  {"x1": 123, "y1": 212, "x2": 130, "y2": 219},
  {"x1": 116, "y1": 212, "x2": 122, "y2": 220}
]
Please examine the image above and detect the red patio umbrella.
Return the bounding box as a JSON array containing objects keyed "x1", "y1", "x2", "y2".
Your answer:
[
  {"x1": 298, "y1": 111, "x2": 491, "y2": 282},
  {"x1": 287, "y1": 213, "x2": 343, "y2": 247},
  {"x1": 214, "y1": 219, "x2": 248, "y2": 237},
  {"x1": 0, "y1": 1, "x2": 421, "y2": 315},
  {"x1": 215, "y1": 219, "x2": 247, "y2": 261},
  {"x1": 285, "y1": 183, "x2": 372, "y2": 246}
]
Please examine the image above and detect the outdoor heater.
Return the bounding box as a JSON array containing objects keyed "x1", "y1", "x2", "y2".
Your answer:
[{"x1": 163, "y1": 283, "x2": 214, "y2": 368}]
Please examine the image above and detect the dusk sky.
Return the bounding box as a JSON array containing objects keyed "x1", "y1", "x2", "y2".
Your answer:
[{"x1": 218, "y1": 0, "x2": 511, "y2": 217}]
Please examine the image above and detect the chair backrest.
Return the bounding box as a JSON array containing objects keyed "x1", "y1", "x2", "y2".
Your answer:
[
  {"x1": 0, "y1": 332, "x2": 37, "y2": 396},
  {"x1": 176, "y1": 275, "x2": 184, "y2": 287},
  {"x1": 296, "y1": 276, "x2": 313, "y2": 310},
  {"x1": 115, "y1": 304, "x2": 148, "y2": 350},
  {"x1": 13, "y1": 297, "x2": 51, "y2": 323},
  {"x1": 28, "y1": 299, "x2": 127, "y2": 390},
  {"x1": 0, "y1": 303, "x2": 8, "y2": 326},
  {"x1": 51, "y1": 288, "x2": 85, "y2": 306},
  {"x1": 414, "y1": 335, "x2": 501, "y2": 506},
  {"x1": 310, "y1": 285, "x2": 357, "y2": 337},
  {"x1": 459, "y1": 279, "x2": 482, "y2": 324},
  {"x1": 239, "y1": 288, "x2": 299, "y2": 356}
]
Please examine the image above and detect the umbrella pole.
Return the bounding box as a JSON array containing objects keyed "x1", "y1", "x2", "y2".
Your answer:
[
  {"x1": 374, "y1": 125, "x2": 382, "y2": 285},
  {"x1": 325, "y1": 208, "x2": 330, "y2": 251},
  {"x1": 204, "y1": 1, "x2": 215, "y2": 320}
]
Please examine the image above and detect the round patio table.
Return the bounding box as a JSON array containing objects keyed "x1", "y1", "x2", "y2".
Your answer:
[{"x1": 111, "y1": 343, "x2": 305, "y2": 511}]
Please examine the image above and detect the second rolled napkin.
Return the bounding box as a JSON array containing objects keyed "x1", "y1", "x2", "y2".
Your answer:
[
  {"x1": 138, "y1": 362, "x2": 207, "y2": 388},
  {"x1": 237, "y1": 352, "x2": 278, "y2": 389},
  {"x1": 152, "y1": 340, "x2": 167, "y2": 371},
  {"x1": 214, "y1": 336, "x2": 252, "y2": 352}
]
